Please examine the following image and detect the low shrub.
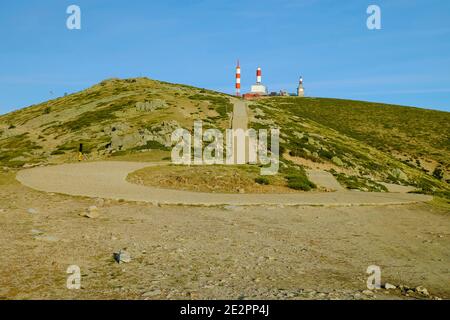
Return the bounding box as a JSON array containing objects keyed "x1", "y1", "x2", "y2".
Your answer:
[
  {"x1": 255, "y1": 177, "x2": 270, "y2": 185},
  {"x1": 286, "y1": 175, "x2": 316, "y2": 191}
]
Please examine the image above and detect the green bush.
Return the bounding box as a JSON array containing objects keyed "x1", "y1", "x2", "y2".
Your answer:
[
  {"x1": 50, "y1": 150, "x2": 65, "y2": 155},
  {"x1": 318, "y1": 149, "x2": 334, "y2": 160},
  {"x1": 286, "y1": 175, "x2": 316, "y2": 191},
  {"x1": 255, "y1": 177, "x2": 270, "y2": 185},
  {"x1": 432, "y1": 167, "x2": 444, "y2": 180},
  {"x1": 133, "y1": 140, "x2": 170, "y2": 151}
]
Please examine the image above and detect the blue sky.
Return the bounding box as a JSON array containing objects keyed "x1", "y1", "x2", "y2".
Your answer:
[{"x1": 1, "y1": 0, "x2": 450, "y2": 114}]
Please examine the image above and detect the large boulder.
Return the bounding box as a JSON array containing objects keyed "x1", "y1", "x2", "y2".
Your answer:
[
  {"x1": 107, "y1": 120, "x2": 181, "y2": 152},
  {"x1": 110, "y1": 132, "x2": 141, "y2": 151}
]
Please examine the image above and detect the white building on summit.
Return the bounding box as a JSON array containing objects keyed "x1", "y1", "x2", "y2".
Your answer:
[
  {"x1": 250, "y1": 67, "x2": 268, "y2": 95},
  {"x1": 297, "y1": 76, "x2": 305, "y2": 97}
]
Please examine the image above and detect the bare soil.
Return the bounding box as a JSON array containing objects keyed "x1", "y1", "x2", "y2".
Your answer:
[{"x1": 1, "y1": 168, "x2": 449, "y2": 300}]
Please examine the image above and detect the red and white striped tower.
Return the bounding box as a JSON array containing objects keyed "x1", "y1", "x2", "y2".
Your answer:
[
  {"x1": 235, "y1": 60, "x2": 241, "y2": 96},
  {"x1": 256, "y1": 67, "x2": 262, "y2": 84}
]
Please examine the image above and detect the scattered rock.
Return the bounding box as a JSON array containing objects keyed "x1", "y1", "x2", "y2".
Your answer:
[
  {"x1": 362, "y1": 290, "x2": 374, "y2": 296},
  {"x1": 331, "y1": 156, "x2": 344, "y2": 166},
  {"x1": 136, "y1": 100, "x2": 167, "y2": 112},
  {"x1": 142, "y1": 289, "x2": 161, "y2": 297},
  {"x1": 34, "y1": 235, "x2": 58, "y2": 242},
  {"x1": 353, "y1": 293, "x2": 362, "y2": 299},
  {"x1": 27, "y1": 208, "x2": 38, "y2": 214},
  {"x1": 113, "y1": 250, "x2": 131, "y2": 263},
  {"x1": 415, "y1": 286, "x2": 429, "y2": 297},
  {"x1": 391, "y1": 168, "x2": 408, "y2": 181},
  {"x1": 384, "y1": 283, "x2": 396, "y2": 290},
  {"x1": 95, "y1": 198, "x2": 105, "y2": 207},
  {"x1": 31, "y1": 229, "x2": 44, "y2": 235},
  {"x1": 110, "y1": 132, "x2": 141, "y2": 151},
  {"x1": 80, "y1": 206, "x2": 100, "y2": 218}
]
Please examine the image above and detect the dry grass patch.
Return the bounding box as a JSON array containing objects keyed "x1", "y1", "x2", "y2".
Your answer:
[{"x1": 127, "y1": 164, "x2": 299, "y2": 193}]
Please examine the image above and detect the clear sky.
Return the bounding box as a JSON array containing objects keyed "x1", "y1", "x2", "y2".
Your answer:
[{"x1": 1, "y1": 0, "x2": 450, "y2": 114}]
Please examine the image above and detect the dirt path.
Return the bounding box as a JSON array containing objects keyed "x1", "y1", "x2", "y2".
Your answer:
[
  {"x1": 231, "y1": 100, "x2": 249, "y2": 163},
  {"x1": 2, "y1": 167, "x2": 449, "y2": 300},
  {"x1": 232, "y1": 100, "x2": 248, "y2": 130},
  {"x1": 16, "y1": 161, "x2": 432, "y2": 206},
  {"x1": 307, "y1": 170, "x2": 345, "y2": 192}
]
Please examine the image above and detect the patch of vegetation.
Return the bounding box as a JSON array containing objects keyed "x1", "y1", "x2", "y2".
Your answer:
[
  {"x1": 54, "y1": 137, "x2": 109, "y2": 154},
  {"x1": 265, "y1": 97, "x2": 450, "y2": 168},
  {"x1": 63, "y1": 98, "x2": 136, "y2": 131},
  {"x1": 131, "y1": 140, "x2": 170, "y2": 152},
  {"x1": 50, "y1": 150, "x2": 65, "y2": 155},
  {"x1": 255, "y1": 177, "x2": 270, "y2": 185},
  {"x1": 279, "y1": 161, "x2": 317, "y2": 191},
  {"x1": 128, "y1": 164, "x2": 298, "y2": 193},
  {"x1": 286, "y1": 175, "x2": 316, "y2": 191},
  {"x1": 289, "y1": 148, "x2": 320, "y2": 162},
  {"x1": 331, "y1": 171, "x2": 388, "y2": 192},
  {"x1": 0, "y1": 134, "x2": 42, "y2": 166},
  {"x1": 432, "y1": 167, "x2": 444, "y2": 180},
  {"x1": 188, "y1": 94, "x2": 232, "y2": 118}
]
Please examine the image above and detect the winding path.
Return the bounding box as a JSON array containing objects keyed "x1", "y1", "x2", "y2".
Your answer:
[{"x1": 16, "y1": 161, "x2": 432, "y2": 206}]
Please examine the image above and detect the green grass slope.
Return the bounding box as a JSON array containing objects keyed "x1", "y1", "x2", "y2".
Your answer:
[
  {"x1": 0, "y1": 77, "x2": 232, "y2": 166},
  {"x1": 251, "y1": 97, "x2": 450, "y2": 197}
]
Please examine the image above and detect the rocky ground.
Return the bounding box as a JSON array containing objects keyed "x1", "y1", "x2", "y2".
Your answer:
[{"x1": 0, "y1": 168, "x2": 448, "y2": 300}]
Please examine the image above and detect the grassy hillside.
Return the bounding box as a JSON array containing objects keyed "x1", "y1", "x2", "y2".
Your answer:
[
  {"x1": 0, "y1": 77, "x2": 232, "y2": 166},
  {"x1": 268, "y1": 97, "x2": 449, "y2": 166},
  {"x1": 250, "y1": 97, "x2": 450, "y2": 197}
]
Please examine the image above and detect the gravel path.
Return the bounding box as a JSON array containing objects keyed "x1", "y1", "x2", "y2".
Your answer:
[
  {"x1": 232, "y1": 100, "x2": 248, "y2": 130},
  {"x1": 306, "y1": 170, "x2": 345, "y2": 191},
  {"x1": 16, "y1": 161, "x2": 432, "y2": 206}
]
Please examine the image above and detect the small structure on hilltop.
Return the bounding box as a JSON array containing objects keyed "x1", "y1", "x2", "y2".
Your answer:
[
  {"x1": 244, "y1": 67, "x2": 268, "y2": 100},
  {"x1": 235, "y1": 60, "x2": 241, "y2": 96},
  {"x1": 297, "y1": 76, "x2": 305, "y2": 97},
  {"x1": 236, "y1": 61, "x2": 304, "y2": 99}
]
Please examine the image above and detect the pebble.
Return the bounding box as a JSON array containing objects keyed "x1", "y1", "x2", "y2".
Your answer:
[
  {"x1": 384, "y1": 283, "x2": 396, "y2": 290},
  {"x1": 113, "y1": 250, "x2": 131, "y2": 263},
  {"x1": 362, "y1": 290, "x2": 374, "y2": 296},
  {"x1": 27, "y1": 208, "x2": 38, "y2": 214},
  {"x1": 95, "y1": 198, "x2": 105, "y2": 207},
  {"x1": 80, "y1": 206, "x2": 100, "y2": 218}
]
